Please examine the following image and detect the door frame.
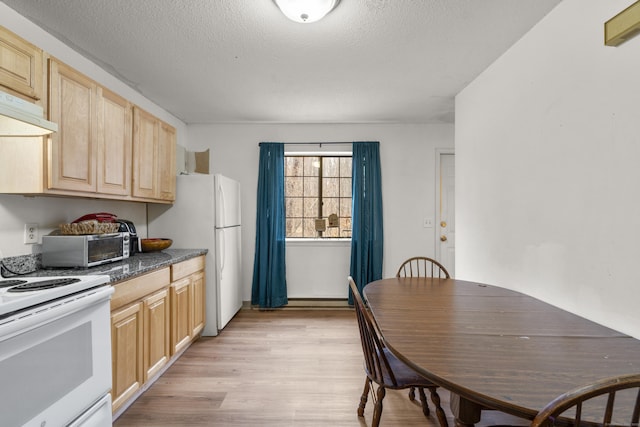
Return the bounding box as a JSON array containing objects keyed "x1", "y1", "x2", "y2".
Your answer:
[{"x1": 435, "y1": 148, "x2": 455, "y2": 263}]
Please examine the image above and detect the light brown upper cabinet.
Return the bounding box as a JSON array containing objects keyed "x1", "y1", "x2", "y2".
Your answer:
[
  {"x1": 0, "y1": 27, "x2": 47, "y2": 195},
  {"x1": 0, "y1": 26, "x2": 44, "y2": 101},
  {"x1": 132, "y1": 107, "x2": 176, "y2": 202},
  {"x1": 158, "y1": 121, "x2": 176, "y2": 201},
  {"x1": 97, "y1": 87, "x2": 132, "y2": 196},
  {"x1": 0, "y1": 27, "x2": 176, "y2": 204},
  {"x1": 49, "y1": 59, "x2": 134, "y2": 197},
  {"x1": 48, "y1": 58, "x2": 98, "y2": 193}
]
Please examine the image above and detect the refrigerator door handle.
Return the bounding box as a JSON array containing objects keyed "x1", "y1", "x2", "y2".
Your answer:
[
  {"x1": 218, "y1": 181, "x2": 226, "y2": 227},
  {"x1": 219, "y1": 228, "x2": 226, "y2": 274}
]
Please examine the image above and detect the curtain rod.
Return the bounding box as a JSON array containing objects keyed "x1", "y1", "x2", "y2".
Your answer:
[{"x1": 258, "y1": 142, "x2": 352, "y2": 146}]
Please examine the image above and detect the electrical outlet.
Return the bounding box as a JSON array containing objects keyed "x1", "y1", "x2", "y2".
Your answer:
[
  {"x1": 24, "y1": 223, "x2": 38, "y2": 244},
  {"x1": 423, "y1": 217, "x2": 434, "y2": 228}
]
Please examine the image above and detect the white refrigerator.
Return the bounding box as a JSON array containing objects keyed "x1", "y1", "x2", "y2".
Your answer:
[{"x1": 147, "y1": 173, "x2": 243, "y2": 336}]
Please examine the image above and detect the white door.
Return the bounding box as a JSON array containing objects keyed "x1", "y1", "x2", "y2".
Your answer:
[
  {"x1": 437, "y1": 152, "x2": 455, "y2": 276},
  {"x1": 216, "y1": 225, "x2": 242, "y2": 329}
]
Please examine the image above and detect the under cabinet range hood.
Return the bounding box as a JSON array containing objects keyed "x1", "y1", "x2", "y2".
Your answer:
[{"x1": 0, "y1": 90, "x2": 58, "y2": 136}]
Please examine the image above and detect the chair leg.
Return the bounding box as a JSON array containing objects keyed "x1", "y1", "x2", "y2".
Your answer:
[
  {"x1": 358, "y1": 378, "x2": 370, "y2": 417},
  {"x1": 428, "y1": 387, "x2": 449, "y2": 427},
  {"x1": 372, "y1": 385, "x2": 386, "y2": 427},
  {"x1": 418, "y1": 387, "x2": 431, "y2": 417},
  {"x1": 409, "y1": 386, "x2": 416, "y2": 401}
]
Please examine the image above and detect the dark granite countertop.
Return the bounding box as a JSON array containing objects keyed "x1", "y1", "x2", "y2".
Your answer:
[{"x1": 10, "y1": 249, "x2": 207, "y2": 283}]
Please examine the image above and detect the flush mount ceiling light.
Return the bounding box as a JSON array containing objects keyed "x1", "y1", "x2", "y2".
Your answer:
[{"x1": 273, "y1": 0, "x2": 340, "y2": 24}]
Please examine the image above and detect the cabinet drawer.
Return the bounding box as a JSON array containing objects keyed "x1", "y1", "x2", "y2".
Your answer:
[
  {"x1": 0, "y1": 26, "x2": 43, "y2": 101},
  {"x1": 171, "y1": 255, "x2": 205, "y2": 281},
  {"x1": 111, "y1": 268, "x2": 170, "y2": 311}
]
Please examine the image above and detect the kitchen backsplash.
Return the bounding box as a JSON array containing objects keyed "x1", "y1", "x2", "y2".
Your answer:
[{"x1": 0, "y1": 194, "x2": 148, "y2": 258}]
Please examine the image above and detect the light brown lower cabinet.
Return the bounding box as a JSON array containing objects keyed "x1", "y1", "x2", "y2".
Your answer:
[
  {"x1": 143, "y1": 288, "x2": 170, "y2": 381},
  {"x1": 111, "y1": 302, "x2": 144, "y2": 413},
  {"x1": 190, "y1": 271, "x2": 206, "y2": 337},
  {"x1": 170, "y1": 276, "x2": 192, "y2": 355},
  {"x1": 170, "y1": 256, "x2": 206, "y2": 355},
  {"x1": 110, "y1": 256, "x2": 206, "y2": 415}
]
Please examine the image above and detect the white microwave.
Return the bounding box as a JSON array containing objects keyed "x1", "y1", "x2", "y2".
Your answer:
[{"x1": 42, "y1": 232, "x2": 130, "y2": 267}]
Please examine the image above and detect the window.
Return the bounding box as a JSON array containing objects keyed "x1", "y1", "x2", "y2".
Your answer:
[{"x1": 285, "y1": 155, "x2": 352, "y2": 238}]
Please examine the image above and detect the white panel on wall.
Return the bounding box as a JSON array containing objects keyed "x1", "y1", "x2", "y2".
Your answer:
[{"x1": 286, "y1": 240, "x2": 351, "y2": 298}]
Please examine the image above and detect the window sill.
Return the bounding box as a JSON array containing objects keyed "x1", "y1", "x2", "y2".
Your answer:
[{"x1": 286, "y1": 238, "x2": 351, "y2": 247}]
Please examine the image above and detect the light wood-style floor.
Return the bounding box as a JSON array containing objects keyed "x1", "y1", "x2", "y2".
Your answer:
[{"x1": 114, "y1": 309, "x2": 525, "y2": 426}]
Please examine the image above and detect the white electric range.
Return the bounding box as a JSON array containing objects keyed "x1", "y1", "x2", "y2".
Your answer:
[
  {"x1": 0, "y1": 275, "x2": 110, "y2": 317},
  {"x1": 0, "y1": 274, "x2": 114, "y2": 427}
]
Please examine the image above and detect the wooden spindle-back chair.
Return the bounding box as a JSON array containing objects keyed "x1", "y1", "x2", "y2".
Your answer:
[
  {"x1": 395, "y1": 256, "x2": 450, "y2": 401},
  {"x1": 349, "y1": 276, "x2": 448, "y2": 427},
  {"x1": 396, "y1": 256, "x2": 450, "y2": 279},
  {"x1": 531, "y1": 373, "x2": 640, "y2": 427}
]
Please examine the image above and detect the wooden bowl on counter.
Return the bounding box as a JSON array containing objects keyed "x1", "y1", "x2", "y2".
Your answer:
[{"x1": 140, "y1": 238, "x2": 173, "y2": 252}]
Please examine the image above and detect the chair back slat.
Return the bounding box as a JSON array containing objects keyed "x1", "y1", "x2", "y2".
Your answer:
[
  {"x1": 531, "y1": 373, "x2": 640, "y2": 427},
  {"x1": 349, "y1": 277, "x2": 398, "y2": 387},
  {"x1": 574, "y1": 402, "x2": 582, "y2": 425},
  {"x1": 604, "y1": 391, "x2": 615, "y2": 425},
  {"x1": 632, "y1": 389, "x2": 640, "y2": 425},
  {"x1": 396, "y1": 256, "x2": 450, "y2": 279}
]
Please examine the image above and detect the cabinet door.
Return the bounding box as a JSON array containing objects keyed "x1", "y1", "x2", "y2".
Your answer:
[
  {"x1": 48, "y1": 58, "x2": 97, "y2": 193},
  {"x1": 111, "y1": 302, "x2": 144, "y2": 414},
  {"x1": 97, "y1": 87, "x2": 132, "y2": 196},
  {"x1": 171, "y1": 277, "x2": 192, "y2": 355},
  {"x1": 0, "y1": 26, "x2": 43, "y2": 101},
  {"x1": 132, "y1": 107, "x2": 158, "y2": 199},
  {"x1": 132, "y1": 106, "x2": 176, "y2": 202},
  {"x1": 191, "y1": 271, "x2": 206, "y2": 337},
  {"x1": 157, "y1": 121, "x2": 176, "y2": 201},
  {"x1": 143, "y1": 288, "x2": 170, "y2": 382}
]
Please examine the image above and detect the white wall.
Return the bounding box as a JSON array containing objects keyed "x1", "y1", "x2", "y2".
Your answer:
[
  {"x1": 456, "y1": 0, "x2": 640, "y2": 337},
  {"x1": 0, "y1": 4, "x2": 186, "y2": 258},
  {"x1": 187, "y1": 123, "x2": 454, "y2": 301}
]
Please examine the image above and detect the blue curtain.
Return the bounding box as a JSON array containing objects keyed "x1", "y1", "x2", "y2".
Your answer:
[
  {"x1": 349, "y1": 141, "x2": 384, "y2": 304},
  {"x1": 251, "y1": 143, "x2": 288, "y2": 308}
]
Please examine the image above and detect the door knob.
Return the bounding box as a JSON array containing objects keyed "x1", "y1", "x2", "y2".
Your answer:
[
  {"x1": 440, "y1": 221, "x2": 447, "y2": 228},
  {"x1": 440, "y1": 235, "x2": 447, "y2": 242}
]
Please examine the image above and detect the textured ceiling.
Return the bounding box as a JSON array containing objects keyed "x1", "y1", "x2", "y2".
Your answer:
[{"x1": 2, "y1": 0, "x2": 562, "y2": 124}]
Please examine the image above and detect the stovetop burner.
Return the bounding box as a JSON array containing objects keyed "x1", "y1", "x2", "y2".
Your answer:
[
  {"x1": 0, "y1": 280, "x2": 28, "y2": 289},
  {"x1": 0, "y1": 275, "x2": 111, "y2": 318},
  {"x1": 7, "y1": 278, "x2": 81, "y2": 293}
]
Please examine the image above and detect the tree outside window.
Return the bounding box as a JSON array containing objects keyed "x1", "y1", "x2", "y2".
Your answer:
[{"x1": 285, "y1": 155, "x2": 352, "y2": 238}]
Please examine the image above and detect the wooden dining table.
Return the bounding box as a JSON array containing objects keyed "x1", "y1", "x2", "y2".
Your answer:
[{"x1": 363, "y1": 277, "x2": 640, "y2": 426}]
